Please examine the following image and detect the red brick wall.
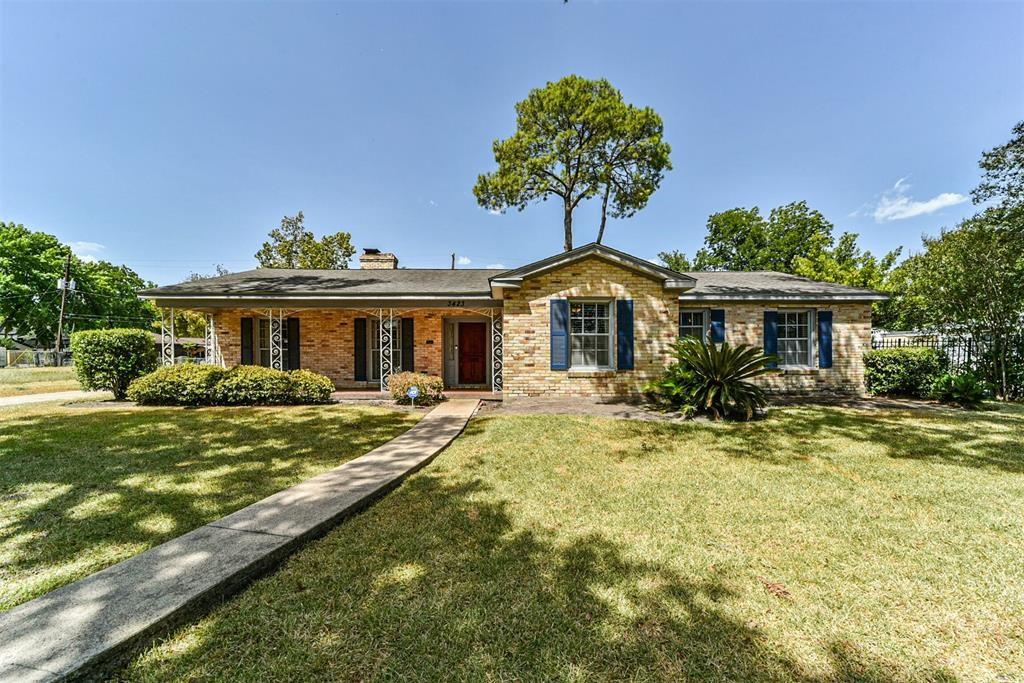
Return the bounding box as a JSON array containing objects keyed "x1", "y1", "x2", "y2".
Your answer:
[{"x1": 211, "y1": 308, "x2": 448, "y2": 389}]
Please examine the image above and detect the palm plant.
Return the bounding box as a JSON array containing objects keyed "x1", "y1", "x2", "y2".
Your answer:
[{"x1": 649, "y1": 337, "x2": 776, "y2": 420}]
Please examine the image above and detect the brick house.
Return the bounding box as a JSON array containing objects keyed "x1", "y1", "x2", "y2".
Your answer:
[{"x1": 139, "y1": 243, "x2": 887, "y2": 397}]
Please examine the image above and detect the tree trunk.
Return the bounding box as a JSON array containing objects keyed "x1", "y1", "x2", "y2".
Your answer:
[
  {"x1": 563, "y1": 203, "x2": 573, "y2": 252},
  {"x1": 596, "y1": 184, "x2": 610, "y2": 244},
  {"x1": 1001, "y1": 336, "x2": 1009, "y2": 401}
]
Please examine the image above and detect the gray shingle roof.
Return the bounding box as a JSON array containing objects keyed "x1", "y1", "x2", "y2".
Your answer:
[
  {"x1": 679, "y1": 271, "x2": 887, "y2": 300},
  {"x1": 139, "y1": 266, "x2": 886, "y2": 302},
  {"x1": 139, "y1": 268, "x2": 505, "y2": 298}
]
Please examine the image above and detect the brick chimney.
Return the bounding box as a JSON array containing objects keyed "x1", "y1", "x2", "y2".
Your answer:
[{"x1": 359, "y1": 248, "x2": 399, "y2": 270}]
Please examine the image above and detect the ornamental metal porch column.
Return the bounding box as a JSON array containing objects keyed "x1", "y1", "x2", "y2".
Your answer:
[
  {"x1": 379, "y1": 308, "x2": 394, "y2": 392},
  {"x1": 268, "y1": 309, "x2": 283, "y2": 370},
  {"x1": 160, "y1": 308, "x2": 175, "y2": 366},
  {"x1": 490, "y1": 309, "x2": 503, "y2": 393},
  {"x1": 204, "y1": 314, "x2": 223, "y2": 367}
]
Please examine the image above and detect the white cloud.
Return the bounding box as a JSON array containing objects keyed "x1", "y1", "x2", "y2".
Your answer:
[
  {"x1": 871, "y1": 178, "x2": 967, "y2": 222},
  {"x1": 69, "y1": 240, "x2": 106, "y2": 254},
  {"x1": 456, "y1": 256, "x2": 472, "y2": 265},
  {"x1": 428, "y1": 200, "x2": 437, "y2": 207},
  {"x1": 486, "y1": 263, "x2": 506, "y2": 269},
  {"x1": 487, "y1": 208, "x2": 502, "y2": 216},
  {"x1": 78, "y1": 255, "x2": 98, "y2": 263}
]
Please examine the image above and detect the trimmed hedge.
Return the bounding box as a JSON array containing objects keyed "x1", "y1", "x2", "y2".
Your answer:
[
  {"x1": 71, "y1": 328, "x2": 157, "y2": 400},
  {"x1": 863, "y1": 347, "x2": 947, "y2": 398},
  {"x1": 127, "y1": 365, "x2": 334, "y2": 406},
  {"x1": 388, "y1": 371, "x2": 445, "y2": 405},
  {"x1": 290, "y1": 369, "x2": 336, "y2": 404}
]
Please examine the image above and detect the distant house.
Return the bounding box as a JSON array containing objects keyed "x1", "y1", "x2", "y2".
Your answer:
[
  {"x1": 139, "y1": 243, "x2": 887, "y2": 397},
  {"x1": 148, "y1": 332, "x2": 206, "y2": 362}
]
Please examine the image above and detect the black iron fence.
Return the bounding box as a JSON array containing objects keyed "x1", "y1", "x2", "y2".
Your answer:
[{"x1": 870, "y1": 336, "x2": 982, "y2": 372}]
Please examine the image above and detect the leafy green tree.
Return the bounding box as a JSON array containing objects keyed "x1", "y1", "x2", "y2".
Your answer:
[
  {"x1": 658, "y1": 250, "x2": 693, "y2": 273},
  {"x1": 792, "y1": 232, "x2": 901, "y2": 291},
  {"x1": 657, "y1": 202, "x2": 902, "y2": 324},
  {"x1": 895, "y1": 209, "x2": 1024, "y2": 399},
  {"x1": 594, "y1": 104, "x2": 672, "y2": 244},
  {"x1": 0, "y1": 222, "x2": 156, "y2": 347},
  {"x1": 255, "y1": 212, "x2": 355, "y2": 269},
  {"x1": 659, "y1": 202, "x2": 845, "y2": 272},
  {"x1": 973, "y1": 120, "x2": 1024, "y2": 215},
  {"x1": 475, "y1": 75, "x2": 671, "y2": 252},
  {"x1": 0, "y1": 222, "x2": 66, "y2": 345},
  {"x1": 170, "y1": 266, "x2": 231, "y2": 337}
]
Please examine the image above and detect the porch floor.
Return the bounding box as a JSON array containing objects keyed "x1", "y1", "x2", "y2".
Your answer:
[{"x1": 331, "y1": 389, "x2": 502, "y2": 402}]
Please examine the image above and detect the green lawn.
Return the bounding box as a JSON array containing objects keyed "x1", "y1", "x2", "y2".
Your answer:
[
  {"x1": 0, "y1": 366, "x2": 80, "y2": 397},
  {"x1": 125, "y1": 404, "x2": 1024, "y2": 681},
  {"x1": 0, "y1": 402, "x2": 420, "y2": 611}
]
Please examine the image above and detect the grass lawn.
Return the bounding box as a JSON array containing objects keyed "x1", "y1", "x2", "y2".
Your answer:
[
  {"x1": 0, "y1": 402, "x2": 420, "y2": 611},
  {"x1": 125, "y1": 403, "x2": 1024, "y2": 681},
  {"x1": 0, "y1": 366, "x2": 80, "y2": 397}
]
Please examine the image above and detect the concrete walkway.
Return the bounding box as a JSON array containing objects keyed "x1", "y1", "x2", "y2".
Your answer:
[
  {"x1": 0, "y1": 399, "x2": 479, "y2": 682},
  {"x1": 0, "y1": 390, "x2": 107, "y2": 407}
]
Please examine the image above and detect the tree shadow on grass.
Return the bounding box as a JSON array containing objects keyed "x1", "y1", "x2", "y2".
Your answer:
[
  {"x1": 0, "y1": 405, "x2": 417, "y2": 610},
  {"x1": 125, "y1": 467, "x2": 956, "y2": 682},
  {"x1": 697, "y1": 403, "x2": 1024, "y2": 474}
]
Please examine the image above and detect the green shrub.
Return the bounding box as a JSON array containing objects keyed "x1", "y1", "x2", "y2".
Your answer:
[
  {"x1": 126, "y1": 364, "x2": 335, "y2": 406},
  {"x1": 930, "y1": 371, "x2": 990, "y2": 409},
  {"x1": 863, "y1": 347, "x2": 947, "y2": 398},
  {"x1": 388, "y1": 371, "x2": 445, "y2": 405},
  {"x1": 213, "y1": 366, "x2": 295, "y2": 405},
  {"x1": 289, "y1": 369, "x2": 334, "y2": 404},
  {"x1": 127, "y1": 364, "x2": 226, "y2": 405},
  {"x1": 646, "y1": 337, "x2": 774, "y2": 420},
  {"x1": 70, "y1": 328, "x2": 156, "y2": 400}
]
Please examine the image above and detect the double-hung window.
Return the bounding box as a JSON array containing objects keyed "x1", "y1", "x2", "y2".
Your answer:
[
  {"x1": 569, "y1": 301, "x2": 612, "y2": 368},
  {"x1": 777, "y1": 310, "x2": 813, "y2": 367},
  {"x1": 369, "y1": 318, "x2": 402, "y2": 380},
  {"x1": 679, "y1": 309, "x2": 707, "y2": 340}
]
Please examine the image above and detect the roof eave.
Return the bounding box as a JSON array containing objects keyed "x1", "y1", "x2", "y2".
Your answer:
[{"x1": 678, "y1": 293, "x2": 889, "y2": 302}]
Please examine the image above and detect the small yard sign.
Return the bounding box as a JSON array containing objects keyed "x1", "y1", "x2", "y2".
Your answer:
[{"x1": 407, "y1": 385, "x2": 420, "y2": 407}]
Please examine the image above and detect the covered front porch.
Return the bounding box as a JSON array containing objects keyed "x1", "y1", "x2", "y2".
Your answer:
[{"x1": 155, "y1": 304, "x2": 504, "y2": 394}]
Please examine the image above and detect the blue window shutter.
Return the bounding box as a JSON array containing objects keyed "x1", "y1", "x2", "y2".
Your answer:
[
  {"x1": 709, "y1": 309, "x2": 726, "y2": 343},
  {"x1": 550, "y1": 299, "x2": 569, "y2": 370},
  {"x1": 616, "y1": 299, "x2": 634, "y2": 370},
  {"x1": 818, "y1": 310, "x2": 833, "y2": 369},
  {"x1": 764, "y1": 311, "x2": 778, "y2": 368}
]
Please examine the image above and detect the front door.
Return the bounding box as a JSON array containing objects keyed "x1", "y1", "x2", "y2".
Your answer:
[{"x1": 458, "y1": 322, "x2": 487, "y2": 385}]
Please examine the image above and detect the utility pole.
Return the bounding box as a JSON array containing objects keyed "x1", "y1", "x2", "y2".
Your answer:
[{"x1": 54, "y1": 249, "x2": 72, "y2": 366}]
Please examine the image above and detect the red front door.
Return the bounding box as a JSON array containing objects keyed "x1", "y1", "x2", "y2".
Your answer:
[{"x1": 458, "y1": 322, "x2": 487, "y2": 385}]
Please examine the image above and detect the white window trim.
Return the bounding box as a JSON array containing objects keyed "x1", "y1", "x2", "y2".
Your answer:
[
  {"x1": 679, "y1": 307, "x2": 709, "y2": 341},
  {"x1": 776, "y1": 308, "x2": 817, "y2": 370},
  {"x1": 568, "y1": 298, "x2": 615, "y2": 371}
]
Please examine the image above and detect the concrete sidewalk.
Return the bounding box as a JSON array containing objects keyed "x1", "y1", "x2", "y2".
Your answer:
[
  {"x1": 0, "y1": 399, "x2": 479, "y2": 682},
  {"x1": 0, "y1": 390, "x2": 108, "y2": 408}
]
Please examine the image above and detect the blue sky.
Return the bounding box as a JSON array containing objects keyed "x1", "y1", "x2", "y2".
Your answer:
[{"x1": 2, "y1": 1, "x2": 1021, "y2": 284}]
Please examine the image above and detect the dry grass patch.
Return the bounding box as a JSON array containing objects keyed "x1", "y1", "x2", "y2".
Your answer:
[{"x1": 0, "y1": 366, "x2": 80, "y2": 397}]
